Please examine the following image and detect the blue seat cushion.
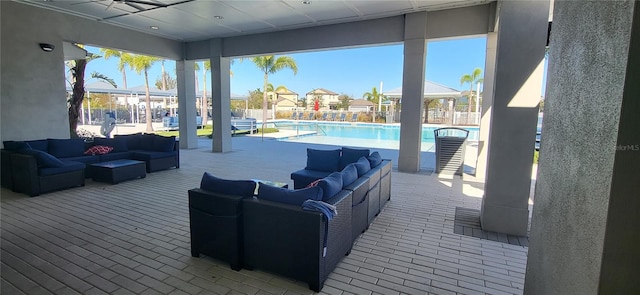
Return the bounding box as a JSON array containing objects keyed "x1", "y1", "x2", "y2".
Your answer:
[
  {"x1": 154, "y1": 135, "x2": 176, "y2": 152},
  {"x1": 99, "y1": 152, "x2": 134, "y2": 162},
  {"x1": 367, "y1": 151, "x2": 382, "y2": 168},
  {"x1": 131, "y1": 151, "x2": 176, "y2": 160},
  {"x1": 306, "y1": 148, "x2": 341, "y2": 172},
  {"x1": 290, "y1": 169, "x2": 332, "y2": 189},
  {"x1": 62, "y1": 155, "x2": 101, "y2": 164},
  {"x1": 316, "y1": 172, "x2": 343, "y2": 201},
  {"x1": 354, "y1": 156, "x2": 371, "y2": 177},
  {"x1": 257, "y1": 184, "x2": 323, "y2": 206},
  {"x1": 340, "y1": 163, "x2": 358, "y2": 187},
  {"x1": 94, "y1": 137, "x2": 128, "y2": 152},
  {"x1": 340, "y1": 147, "x2": 370, "y2": 170},
  {"x1": 25, "y1": 139, "x2": 48, "y2": 152},
  {"x1": 18, "y1": 149, "x2": 64, "y2": 168},
  {"x1": 200, "y1": 172, "x2": 256, "y2": 198},
  {"x1": 3, "y1": 141, "x2": 30, "y2": 151},
  {"x1": 39, "y1": 161, "x2": 86, "y2": 176},
  {"x1": 48, "y1": 138, "x2": 85, "y2": 158}
]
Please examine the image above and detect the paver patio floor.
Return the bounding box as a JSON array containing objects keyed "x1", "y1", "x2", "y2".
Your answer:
[{"x1": 1, "y1": 137, "x2": 529, "y2": 295}]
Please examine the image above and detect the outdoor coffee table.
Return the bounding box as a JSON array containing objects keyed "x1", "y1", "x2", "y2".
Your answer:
[
  {"x1": 91, "y1": 159, "x2": 146, "y2": 184},
  {"x1": 252, "y1": 179, "x2": 289, "y2": 195}
]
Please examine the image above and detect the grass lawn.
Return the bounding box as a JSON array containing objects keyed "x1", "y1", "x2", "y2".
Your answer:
[{"x1": 155, "y1": 125, "x2": 279, "y2": 137}]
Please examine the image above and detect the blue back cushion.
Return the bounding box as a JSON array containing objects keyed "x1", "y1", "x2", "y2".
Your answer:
[
  {"x1": 340, "y1": 147, "x2": 370, "y2": 170},
  {"x1": 19, "y1": 149, "x2": 64, "y2": 168},
  {"x1": 200, "y1": 172, "x2": 256, "y2": 198},
  {"x1": 257, "y1": 184, "x2": 323, "y2": 206},
  {"x1": 354, "y1": 156, "x2": 371, "y2": 177},
  {"x1": 3, "y1": 141, "x2": 31, "y2": 151},
  {"x1": 317, "y1": 172, "x2": 343, "y2": 201},
  {"x1": 94, "y1": 137, "x2": 128, "y2": 152},
  {"x1": 340, "y1": 164, "x2": 358, "y2": 187},
  {"x1": 154, "y1": 135, "x2": 176, "y2": 152},
  {"x1": 25, "y1": 139, "x2": 48, "y2": 152},
  {"x1": 139, "y1": 134, "x2": 156, "y2": 150},
  {"x1": 115, "y1": 134, "x2": 142, "y2": 150},
  {"x1": 48, "y1": 139, "x2": 85, "y2": 158},
  {"x1": 306, "y1": 148, "x2": 341, "y2": 172},
  {"x1": 368, "y1": 151, "x2": 382, "y2": 168}
]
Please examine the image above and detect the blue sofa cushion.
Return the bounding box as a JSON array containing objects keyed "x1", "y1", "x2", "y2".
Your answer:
[
  {"x1": 99, "y1": 152, "x2": 133, "y2": 162},
  {"x1": 131, "y1": 151, "x2": 176, "y2": 160},
  {"x1": 139, "y1": 134, "x2": 156, "y2": 151},
  {"x1": 340, "y1": 163, "x2": 358, "y2": 187},
  {"x1": 306, "y1": 148, "x2": 341, "y2": 172},
  {"x1": 94, "y1": 137, "x2": 128, "y2": 152},
  {"x1": 25, "y1": 139, "x2": 48, "y2": 152},
  {"x1": 354, "y1": 156, "x2": 371, "y2": 177},
  {"x1": 39, "y1": 161, "x2": 86, "y2": 176},
  {"x1": 19, "y1": 149, "x2": 64, "y2": 168},
  {"x1": 154, "y1": 135, "x2": 176, "y2": 152},
  {"x1": 3, "y1": 141, "x2": 30, "y2": 151},
  {"x1": 340, "y1": 147, "x2": 370, "y2": 170},
  {"x1": 200, "y1": 172, "x2": 256, "y2": 198},
  {"x1": 48, "y1": 139, "x2": 85, "y2": 158},
  {"x1": 317, "y1": 172, "x2": 343, "y2": 201},
  {"x1": 257, "y1": 184, "x2": 323, "y2": 206},
  {"x1": 63, "y1": 155, "x2": 101, "y2": 164},
  {"x1": 115, "y1": 133, "x2": 142, "y2": 150},
  {"x1": 290, "y1": 169, "x2": 332, "y2": 189},
  {"x1": 368, "y1": 151, "x2": 382, "y2": 168}
]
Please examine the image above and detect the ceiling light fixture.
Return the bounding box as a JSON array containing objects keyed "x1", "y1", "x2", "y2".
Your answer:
[
  {"x1": 150, "y1": 26, "x2": 159, "y2": 30},
  {"x1": 214, "y1": 16, "x2": 223, "y2": 19},
  {"x1": 302, "y1": 1, "x2": 311, "y2": 4}
]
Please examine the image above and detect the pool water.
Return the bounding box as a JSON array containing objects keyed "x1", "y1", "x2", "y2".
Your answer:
[{"x1": 271, "y1": 121, "x2": 479, "y2": 143}]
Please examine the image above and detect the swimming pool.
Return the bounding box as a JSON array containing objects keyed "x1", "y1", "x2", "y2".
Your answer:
[{"x1": 269, "y1": 121, "x2": 479, "y2": 149}]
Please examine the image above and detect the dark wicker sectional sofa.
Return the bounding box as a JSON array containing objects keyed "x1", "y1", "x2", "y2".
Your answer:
[
  {"x1": 188, "y1": 147, "x2": 392, "y2": 292},
  {"x1": 1, "y1": 133, "x2": 179, "y2": 196}
]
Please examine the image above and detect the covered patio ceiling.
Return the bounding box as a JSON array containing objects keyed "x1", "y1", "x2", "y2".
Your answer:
[{"x1": 19, "y1": 0, "x2": 494, "y2": 42}]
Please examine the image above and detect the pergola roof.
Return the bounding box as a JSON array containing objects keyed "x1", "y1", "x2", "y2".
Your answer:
[{"x1": 384, "y1": 80, "x2": 462, "y2": 99}]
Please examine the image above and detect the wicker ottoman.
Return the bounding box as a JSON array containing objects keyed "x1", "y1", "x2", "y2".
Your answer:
[{"x1": 90, "y1": 159, "x2": 146, "y2": 184}]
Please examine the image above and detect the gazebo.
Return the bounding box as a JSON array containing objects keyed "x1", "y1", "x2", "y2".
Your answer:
[{"x1": 384, "y1": 80, "x2": 461, "y2": 124}]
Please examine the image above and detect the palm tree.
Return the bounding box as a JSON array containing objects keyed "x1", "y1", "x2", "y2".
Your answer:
[
  {"x1": 66, "y1": 49, "x2": 116, "y2": 136},
  {"x1": 250, "y1": 55, "x2": 298, "y2": 125},
  {"x1": 126, "y1": 54, "x2": 161, "y2": 132},
  {"x1": 201, "y1": 61, "x2": 211, "y2": 127},
  {"x1": 363, "y1": 87, "x2": 386, "y2": 109},
  {"x1": 100, "y1": 49, "x2": 130, "y2": 89},
  {"x1": 460, "y1": 68, "x2": 483, "y2": 121}
]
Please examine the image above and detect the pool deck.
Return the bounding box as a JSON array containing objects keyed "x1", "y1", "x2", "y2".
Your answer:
[{"x1": 1, "y1": 135, "x2": 535, "y2": 295}]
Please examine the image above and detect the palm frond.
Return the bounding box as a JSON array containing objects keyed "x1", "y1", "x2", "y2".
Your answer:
[{"x1": 90, "y1": 71, "x2": 117, "y2": 88}]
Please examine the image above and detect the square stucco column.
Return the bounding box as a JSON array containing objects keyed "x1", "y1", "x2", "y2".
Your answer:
[
  {"x1": 176, "y1": 60, "x2": 198, "y2": 149},
  {"x1": 480, "y1": 0, "x2": 549, "y2": 236},
  {"x1": 475, "y1": 32, "x2": 497, "y2": 180},
  {"x1": 525, "y1": 1, "x2": 639, "y2": 294},
  {"x1": 210, "y1": 56, "x2": 232, "y2": 153},
  {"x1": 398, "y1": 12, "x2": 427, "y2": 173}
]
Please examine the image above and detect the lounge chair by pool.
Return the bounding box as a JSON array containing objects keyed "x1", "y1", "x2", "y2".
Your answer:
[
  {"x1": 339, "y1": 113, "x2": 346, "y2": 121},
  {"x1": 350, "y1": 113, "x2": 358, "y2": 122},
  {"x1": 307, "y1": 112, "x2": 315, "y2": 120},
  {"x1": 330, "y1": 113, "x2": 337, "y2": 121},
  {"x1": 320, "y1": 112, "x2": 328, "y2": 120},
  {"x1": 291, "y1": 112, "x2": 298, "y2": 120}
]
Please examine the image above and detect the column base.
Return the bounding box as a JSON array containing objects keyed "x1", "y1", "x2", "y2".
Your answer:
[{"x1": 480, "y1": 198, "x2": 529, "y2": 236}]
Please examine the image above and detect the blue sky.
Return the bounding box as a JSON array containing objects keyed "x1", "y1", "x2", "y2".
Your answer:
[{"x1": 84, "y1": 36, "x2": 538, "y2": 98}]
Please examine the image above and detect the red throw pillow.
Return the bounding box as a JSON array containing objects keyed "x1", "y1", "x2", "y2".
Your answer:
[
  {"x1": 84, "y1": 145, "x2": 114, "y2": 155},
  {"x1": 306, "y1": 179, "x2": 322, "y2": 188}
]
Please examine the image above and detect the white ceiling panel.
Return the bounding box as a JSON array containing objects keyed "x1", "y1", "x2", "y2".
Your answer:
[{"x1": 16, "y1": 0, "x2": 493, "y2": 42}]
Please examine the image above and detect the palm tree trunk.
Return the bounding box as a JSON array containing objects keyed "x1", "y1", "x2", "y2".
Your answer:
[
  {"x1": 262, "y1": 73, "x2": 268, "y2": 125},
  {"x1": 122, "y1": 69, "x2": 128, "y2": 89},
  {"x1": 202, "y1": 71, "x2": 208, "y2": 127},
  {"x1": 423, "y1": 99, "x2": 430, "y2": 123},
  {"x1": 69, "y1": 59, "x2": 87, "y2": 136},
  {"x1": 467, "y1": 85, "x2": 473, "y2": 124},
  {"x1": 144, "y1": 70, "x2": 153, "y2": 132}
]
